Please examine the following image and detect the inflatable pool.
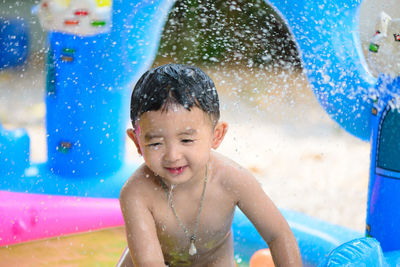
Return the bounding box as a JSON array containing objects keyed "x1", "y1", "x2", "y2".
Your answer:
[{"x1": 1, "y1": 0, "x2": 400, "y2": 265}]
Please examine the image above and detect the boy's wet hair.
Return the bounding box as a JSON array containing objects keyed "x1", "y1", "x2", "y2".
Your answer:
[{"x1": 130, "y1": 64, "x2": 220, "y2": 126}]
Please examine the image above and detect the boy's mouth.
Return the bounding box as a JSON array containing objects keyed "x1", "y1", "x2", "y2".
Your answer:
[{"x1": 165, "y1": 166, "x2": 187, "y2": 175}]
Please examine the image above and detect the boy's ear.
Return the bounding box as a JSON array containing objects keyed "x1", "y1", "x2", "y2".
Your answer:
[
  {"x1": 212, "y1": 121, "x2": 228, "y2": 149},
  {"x1": 127, "y1": 129, "x2": 142, "y2": 156}
]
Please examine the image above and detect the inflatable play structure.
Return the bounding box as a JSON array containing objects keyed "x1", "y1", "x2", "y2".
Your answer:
[
  {"x1": 0, "y1": 17, "x2": 30, "y2": 69},
  {"x1": 1, "y1": 0, "x2": 400, "y2": 265}
]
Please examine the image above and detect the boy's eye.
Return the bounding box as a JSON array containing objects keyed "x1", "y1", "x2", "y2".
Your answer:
[
  {"x1": 147, "y1": 143, "x2": 162, "y2": 147},
  {"x1": 181, "y1": 139, "x2": 194, "y2": 144}
]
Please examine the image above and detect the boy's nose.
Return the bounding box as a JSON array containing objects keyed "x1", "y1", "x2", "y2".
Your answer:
[{"x1": 163, "y1": 145, "x2": 181, "y2": 163}]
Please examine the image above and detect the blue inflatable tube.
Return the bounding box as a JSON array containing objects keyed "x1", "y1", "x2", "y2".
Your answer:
[
  {"x1": 265, "y1": 0, "x2": 376, "y2": 140},
  {"x1": 235, "y1": 208, "x2": 400, "y2": 266},
  {"x1": 106, "y1": 0, "x2": 378, "y2": 141},
  {"x1": 233, "y1": 209, "x2": 361, "y2": 266},
  {"x1": 321, "y1": 237, "x2": 400, "y2": 266}
]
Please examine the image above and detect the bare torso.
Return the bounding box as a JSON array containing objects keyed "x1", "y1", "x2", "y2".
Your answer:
[
  {"x1": 120, "y1": 151, "x2": 302, "y2": 267},
  {"x1": 135, "y1": 153, "x2": 239, "y2": 266}
]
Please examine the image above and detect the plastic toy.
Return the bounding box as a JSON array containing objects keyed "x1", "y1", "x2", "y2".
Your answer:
[
  {"x1": 1, "y1": 0, "x2": 400, "y2": 266},
  {"x1": 249, "y1": 248, "x2": 275, "y2": 267},
  {"x1": 37, "y1": 0, "x2": 112, "y2": 36},
  {"x1": 367, "y1": 12, "x2": 400, "y2": 77}
]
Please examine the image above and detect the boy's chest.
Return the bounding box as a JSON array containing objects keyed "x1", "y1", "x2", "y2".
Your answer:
[{"x1": 151, "y1": 186, "x2": 236, "y2": 259}]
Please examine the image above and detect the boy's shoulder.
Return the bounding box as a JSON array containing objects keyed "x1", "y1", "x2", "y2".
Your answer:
[
  {"x1": 119, "y1": 164, "x2": 159, "y2": 202},
  {"x1": 211, "y1": 152, "x2": 266, "y2": 207},
  {"x1": 211, "y1": 151, "x2": 256, "y2": 189},
  {"x1": 212, "y1": 151, "x2": 253, "y2": 174}
]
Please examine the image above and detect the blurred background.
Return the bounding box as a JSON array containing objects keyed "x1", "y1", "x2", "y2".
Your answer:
[
  {"x1": 0, "y1": 0, "x2": 399, "y2": 266},
  {"x1": 2, "y1": 0, "x2": 400, "y2": 127}
]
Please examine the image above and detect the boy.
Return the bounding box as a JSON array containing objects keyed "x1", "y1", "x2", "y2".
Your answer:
[{"x1": 118, "y1": 64, "x2": 302, "y2": 266}]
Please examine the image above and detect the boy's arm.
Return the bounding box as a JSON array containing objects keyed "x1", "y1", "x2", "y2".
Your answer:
[
  {"x1": 232, "y1": 169, "x2": 302, "y2": 267},
  {"x1": 119, "y1": 178, "x2": 166, "y2": 267}
]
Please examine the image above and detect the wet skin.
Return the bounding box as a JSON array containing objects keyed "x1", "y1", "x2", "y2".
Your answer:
[{"x1": 119, "y1": 106, "x2": 302, "y2": 266}]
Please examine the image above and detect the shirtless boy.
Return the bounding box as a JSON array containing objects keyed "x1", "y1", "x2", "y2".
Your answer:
[{"x1": 118, "y1": 64, "x2": 302, "y2": 266}]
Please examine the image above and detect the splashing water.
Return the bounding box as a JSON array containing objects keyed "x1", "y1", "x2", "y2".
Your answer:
[{"x1": 168, "y1": 184, "x2": 176, "y2": 205}]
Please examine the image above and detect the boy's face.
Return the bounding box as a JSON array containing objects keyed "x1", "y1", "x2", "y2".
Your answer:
[{"x1": 127, "y1": 106, "x2": 227, "y2": 186}]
